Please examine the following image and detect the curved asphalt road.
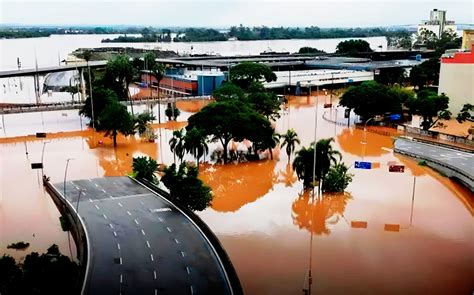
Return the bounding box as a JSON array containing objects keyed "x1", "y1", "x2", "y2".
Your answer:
[
  {"x1": 394, "y1": 138, "x2": 474, "y2": 176},
  {"x1": 55, "y1": 176, "x2": 231, "y2": 295}
]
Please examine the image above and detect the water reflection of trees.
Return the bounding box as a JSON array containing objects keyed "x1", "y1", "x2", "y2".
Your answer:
[
  {"x1": 199, "y1": 160, "x2": 277, "y2": 212},
  {"x1": 86, "y1": 134, "x2": 158, "y2": 176},
  {"x1": 277, "y1": 163, "x2": 298, "y2": 187},
  {"x1": 292, "y1": 190, "x2": 352, "y2": 235}
]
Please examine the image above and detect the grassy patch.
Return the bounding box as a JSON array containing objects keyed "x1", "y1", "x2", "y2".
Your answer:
[{"x1": 418, "y1": 160, "x2": 427, "y2": 166}]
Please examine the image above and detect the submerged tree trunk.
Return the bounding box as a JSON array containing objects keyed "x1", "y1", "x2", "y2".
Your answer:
[
  {"x1": 269, "y1": 148, "x2": 273, "y2": 160},
  {"x1": 113, "y1": 130, "x2": 117, "y2": 147}
]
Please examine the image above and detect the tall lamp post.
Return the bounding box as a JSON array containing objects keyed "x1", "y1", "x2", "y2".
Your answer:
[
  {"x1": 41, "y1": 141, "x2": 50, "y2": 177},
  {"x1": 63, "y1": 158, "x2": 74, "y2": 198},
  {"x1": 76, "y1": 189, "x2": 85, "y2": 213},
  {"x1": 361, "y1": 117, "x2": 375, "y2": 145}
]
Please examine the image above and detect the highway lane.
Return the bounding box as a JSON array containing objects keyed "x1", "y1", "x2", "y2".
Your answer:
[
  {"x1": 394, "y1": 138, "x2": 474, "y2": 177},
  {"x1": 56, "y1": 176, "x2": 231, "y2": 295}
]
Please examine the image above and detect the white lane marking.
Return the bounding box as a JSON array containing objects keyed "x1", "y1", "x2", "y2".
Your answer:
[
  {"x1": 109, "y1": 223, "x2": 114, "y2": 229},
  {"x1": 88, "y1": 179, "x2": 92, "y2": 182},
  {"x1": 118, "y1": 202, "x2": 123, "y2": 207},
  {"x1": 174, "y1": 238, "x2": 180, "y2": 244},
  {"x1": 94, "y1": 183, "x2": 99, "y2": 187},
  {"x1": 75, "y1": 185, "x2": 80, "y2": 190},
  {"x1": 117, "y1": 243, "x2": 121, "y2": 250},
  {"x1": 141, "y1": 229, "x2": 146, "y2": 236},
  {"x1": 119, "y1": 257, "x2": 122, "y2": 265},
  {"x1": 158, "y1": 217, "x2": 164, "y2": 223},
  {"x1": 134, "y1": 219, "x2": 139, "y2": 225},
  {"x1": 109, "y1": 195, "x2": 114, "y2": 200},
  {"x1": 190, "y1": 285, "x2": 195, "y2": 294},
  {"x1": 140, "y1": 201, "x2": 144, "y2": 205},
  {"x1": 186, "y1": 266, "x2": 191, "y2": 274},
  {"x1": 166, "y1": 227, "x2": 172, "y2": 233},
  {"x1": 113, "y1": 231, "x2": 117, "y2": 237},
  {"x1": 460, "y1": 162, "x2": 466, "y2": 165},
  {"x1": 103, "y1": 214, "x2": 108, "y2": 220},
  {"x1": 127, "y1": 211, "x2": 131, "y2": 216},
  {"x1": 153, "y1": 270, "x2": 157, "y2": 280},
  {"x1": 89, "y1": 198, "x2": 93, "y2": 203},
  {"x1": 180, "y1": 251, "x2": 186, "y2": 258},
  {"x1": 101, "y1": 189, "x2": 106, "y2": 193},
  {"x1": 150, "y1": 254, "x2": 154, "y2": 261},
  {"x1": 146, "y1": 240, "x2": 151, "y2": 248},
  {"x1": 120, "y1": 274, "x2": 123, "y2": 283},
  {"x1": 94, "y1": 204, "x2": 100, "y2": 210},
  {"x1": 151, "y1": 207, "x2": 172, "y2": 212}
]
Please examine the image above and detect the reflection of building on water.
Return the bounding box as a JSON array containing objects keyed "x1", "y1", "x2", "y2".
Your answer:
[{"x1": 291, "y1": 190, "x2": 352, "y2": 235}]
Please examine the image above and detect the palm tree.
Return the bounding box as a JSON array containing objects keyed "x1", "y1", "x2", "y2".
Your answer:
[
  {"x1": 151, "y1": 63, "x2": 165, "y2": 124},
  {"x1": 169, "y1": 129, "x2": 185, "y2": 164},
  {"x1": 292, "y1": 138, "x2": 342, "y2": 189},
  {"x1": 268, "y1": 130, "x2": 281, "y2": 160},
  {"x1": 280, "y1": 128, "x2": 300, "y2": 163},
  {"x1": 315, "y1": 138, "x2": 341, "y2": 182},
  {"x1": 184, "y1": 127, "x2": 209, "y2": 168}
]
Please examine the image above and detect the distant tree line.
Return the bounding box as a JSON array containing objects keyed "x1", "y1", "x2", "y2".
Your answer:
[
  {"x1": 0, "y1": 26, "x2": 145, "y2": 39},
  {"x1": 101, "y1": 26, "x2": 412, "y2": 43}
]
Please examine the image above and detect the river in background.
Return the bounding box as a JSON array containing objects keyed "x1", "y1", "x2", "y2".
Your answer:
[
  {"x1": 0, "y1": 34, "x2": 387, "y2": 104},
  {"x1": 0, "y1": 94, "x2": 472, "y2": 294}
]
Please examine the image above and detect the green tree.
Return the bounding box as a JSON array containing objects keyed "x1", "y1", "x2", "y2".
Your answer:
[
  {"x1": 456, "y1": 103, "x2": 474, "y2": 123},
  {"x1": 336, "y1": 39, "x2": 372, "y2": 55},
  {"x1": 339, "y1": 81, "x2": 402, "y2": 120},
  {"x1": 169, "y1": 129, "x2": 186, "y2": 164},
  {"x1": 187, "y1": 101, "x2": 271, "y2": 163},
  {"x1": 280, "y1": 128, "x2": 300, "y2": 163},
  {"x1": 322, "y1": 162, "x2": 353, "y2": 193},
  {"x1": 132, "y1": 156, "x2": 158, "y2": 182},
  {"x1": 298, "y1": 47, "x2": 325, "y2": 54},
  {"x1": 406, "y1": 90, "x2": 451, "y2": 130},
  {"x1": 409, "y1": 58, "x2": 440, "y2": 89},
  {"x1": 161, "y1": 163, "x2": 213, "y2": 211},
  {"x1": 134, "y1": 111, "x2": 155, "y2": 136},
  {"x1": 247, "y1": 90, "x2": 281, "y2": 120},
  {"x1": 212, "y1": 82, "x2": 246, "y2": 102},
  {"x1": 183, "y1": 127, "x2": 209, "y2": 168},
  {"x1": 165, "y1": 102, "x2": 180, "y2": 121},
  {"x1": 229, "y1": 62, "x2": 277, "y2": 90},
  {"x1": 104, "y1": 54, "x2": 135, "y2": 101},
  {"x1": 0, "y1": 254, "x2": 22, "y2": 294},
  {"x1": 96, "y1": 100, "x2": 135, "y2": 147},
  {"x1": 79, "y1": 86, "x2": 119, "y2": 127},
  {"x1": 293, "y1": 138, "x2": 341, "y2": 189}
]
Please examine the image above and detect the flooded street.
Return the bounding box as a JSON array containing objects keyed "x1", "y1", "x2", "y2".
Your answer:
[{"x1": 0, "y1": 96, "x2": 472, "y2": 294}]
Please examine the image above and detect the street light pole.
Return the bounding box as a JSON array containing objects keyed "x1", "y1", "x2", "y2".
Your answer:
[
  {"x1": 63, "y1": 158, "x2": 74, "y2": 198},
  {"x1": 76, "y1": 189, "x2": 85, "y2": 213},
  {"x1": 361, "y1": 117, "x2": 375, "y2": 144},
  {"x1": 41, "y1": 141, "x2": 49, "y2": 177},
  {"x1": 410, "y1": 176, "x2": 416, "y2": 226}
]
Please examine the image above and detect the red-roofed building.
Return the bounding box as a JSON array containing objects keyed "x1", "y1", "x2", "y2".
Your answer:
[{"x1": 438, "y1": 45, "x2": 474, "y2": 114}]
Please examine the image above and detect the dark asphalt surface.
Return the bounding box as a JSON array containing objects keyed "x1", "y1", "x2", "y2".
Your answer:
[
  {"x1": 54, "y1": 177, "x2": 231, "y2": 295},
  {"x1": 394, "y1": 138, "x2": 474, "y2": 177}
]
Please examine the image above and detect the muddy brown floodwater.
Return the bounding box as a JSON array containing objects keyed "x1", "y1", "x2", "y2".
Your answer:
[{"x1": 1, "y1": 95, "x2": 473, "y2": 294}]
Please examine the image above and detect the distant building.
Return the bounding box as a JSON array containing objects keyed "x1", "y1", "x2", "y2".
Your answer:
[
  {"x1": 438, "y1": 45, "x2": 474, "y2": 114},
  {"x1": 461, "y1": 30, "x2": 474, "y2": 51},
  {"x1": 418, "y1": 9, "x2": 457, "y2": 37},
  {"x1": 140, "y1": 69, "x2": 225, "y2": 96}
]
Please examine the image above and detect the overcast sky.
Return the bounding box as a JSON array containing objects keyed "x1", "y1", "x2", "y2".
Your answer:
[{"x1": 1, "y1": 0, "x2": 473, "y2": 27}]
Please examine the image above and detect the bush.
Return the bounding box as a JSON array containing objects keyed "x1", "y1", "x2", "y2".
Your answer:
[
  {"x1": 132, "y1": 156, "x2": 159, "y2": 183},
  {"x1": 322, "y1": 163, "x2": 353, "y2": 193},
  {"x1": 161, "y1": 163, "x2": 213, "y2": 211}
]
